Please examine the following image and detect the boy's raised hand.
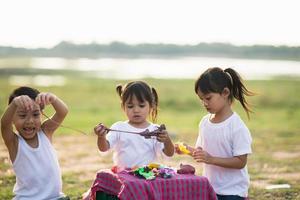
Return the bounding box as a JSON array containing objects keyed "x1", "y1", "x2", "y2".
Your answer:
[
  {"x1": 13, "y1": 95, "x2": 36, "y2": 111},
  {"x1": 35, "y1": 92, "x2": 57, "y2": 108}
]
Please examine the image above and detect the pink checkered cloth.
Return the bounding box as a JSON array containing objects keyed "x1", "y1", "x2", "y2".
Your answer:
[{"x1": 85, "y1": 169, "x2": 217, "y2": 200}]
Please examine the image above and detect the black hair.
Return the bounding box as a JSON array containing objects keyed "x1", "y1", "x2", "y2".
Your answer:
[
  {"x1": 116, "y1": 81, "x2": 159, "y2": 122},
  {"x1": 194, "y1": 67, "x2": 254, "y2": 118},
  {"x1": 8, "y1": 86, "x2": 40, "y2": 105}
]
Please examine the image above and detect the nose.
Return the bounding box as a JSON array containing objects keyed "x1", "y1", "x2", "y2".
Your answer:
[
  {"x1": 202, "y1": 100, "x2": 208, "y2": 107},
  {"x1": 133, "y1": 105, "x2": 140, "y2": 112},
  {"x1": 25, "y1": 116, "x2": 34, "y2": 123}
]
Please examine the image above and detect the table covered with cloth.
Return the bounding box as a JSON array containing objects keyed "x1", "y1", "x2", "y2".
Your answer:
[{"x1": 84, "y1": 169, "x2": 217, "y2": 200}]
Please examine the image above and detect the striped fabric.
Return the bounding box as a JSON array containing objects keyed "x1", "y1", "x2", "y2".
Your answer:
[{"x1": 88, "y1": 169, "x2": 217, "y2": 200}]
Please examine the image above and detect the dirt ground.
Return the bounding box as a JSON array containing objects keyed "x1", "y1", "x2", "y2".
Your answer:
[{"x1": 1, "y1": 134, "x2": 299, "y2": 191}]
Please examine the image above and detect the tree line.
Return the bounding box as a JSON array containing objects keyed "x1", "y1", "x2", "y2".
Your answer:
[{"x1": 0, "y1": 41, "x2": 300, "y2": 61}]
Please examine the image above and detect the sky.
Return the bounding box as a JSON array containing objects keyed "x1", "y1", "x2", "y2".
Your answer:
[{"x1": 1, "y1": 0, "x2": 300, "y2": 48}]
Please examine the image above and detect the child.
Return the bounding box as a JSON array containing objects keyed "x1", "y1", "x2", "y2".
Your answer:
[
  {"x1": 1, "y1": 86, "x2": 69, "y2": 200},
  {"x1": 176, "y1": 67, "x2": 253, "y2": 200},
  {"x1": 94, "y1": 80, "x2": 175, "y2": 169}
]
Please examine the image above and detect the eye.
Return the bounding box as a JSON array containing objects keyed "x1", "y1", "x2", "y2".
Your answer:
[
  {"x1": 126, "y1": 105, "x2": 134, "y2": 109},
  {"x1": 18, "y1": 114, "x2": 26, "y2": 118},
  {"x1": 139, "y1": 104, "x2": 146, "y2": 108},
  {"x1": 33, "y1": 112, "x2": 41, "y2": 117}
]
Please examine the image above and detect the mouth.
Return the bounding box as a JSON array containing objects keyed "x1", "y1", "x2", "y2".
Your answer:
[
  {"x1": 133, "y1": 115, "x2": 143, "y2": 120},
  {"x1": 23, "y1": 127, "x2": 36, "y2": 135}
]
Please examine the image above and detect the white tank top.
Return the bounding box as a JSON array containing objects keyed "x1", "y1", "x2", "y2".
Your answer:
[{"x1": 12, "y1": 130, "x2": 64, "y2": 200}]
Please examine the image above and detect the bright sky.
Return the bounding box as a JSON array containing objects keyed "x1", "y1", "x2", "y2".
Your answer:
[{"x1": 1, "y1": 0, "x2": 299, "y2": 48}]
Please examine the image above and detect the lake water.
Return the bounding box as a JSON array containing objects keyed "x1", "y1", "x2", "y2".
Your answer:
[
  {"x1": 2, "y1": 57, "x2": 300, "y2": 86},
  {"x1": 29, "y1": 56, "x2": 300, "y2": 80}
]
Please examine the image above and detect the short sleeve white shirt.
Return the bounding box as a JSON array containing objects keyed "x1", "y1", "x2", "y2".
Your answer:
[
  {"x1": 195, "y1": 112, "x2": 252, "y2": 197},
  {"x1": 106, "y1": 121, "x2": 165, "y2": 168}
]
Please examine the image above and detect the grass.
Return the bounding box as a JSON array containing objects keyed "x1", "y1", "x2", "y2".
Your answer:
[{"x1": 1, "y1": 70, "x2": 300, "y2": 199}]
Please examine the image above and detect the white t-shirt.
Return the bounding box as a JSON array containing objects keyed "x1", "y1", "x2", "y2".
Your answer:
[
  {"x1": 12, "y1": 131, "x2": 64, "y2": 200},
  {"x1": 106, "y1": 121, "x2": 165, "y2": 168},
  {"x1": 195, "y1": 112, "x2": 252, "y2": 197}
]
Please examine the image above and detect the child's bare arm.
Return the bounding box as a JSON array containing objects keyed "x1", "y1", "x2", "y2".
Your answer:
[
  {"x1": 193, "y1": 149, "x2": 248, "y2": 169},
  {"x1": 38, "y1": 93, "x2": 68, "y2": 138},
  {"x1": 94, "y1": 123, "x2": 110, "y2": 152},
  {"x1": 211, "y1": 155, "x2": 248, "y2": 169},
  {"x1": 157, "y1": 130, "x2": 174, "y2": 156},
  {"x1": 1, "y1": 96, "x2": 33, "y2": 160}
]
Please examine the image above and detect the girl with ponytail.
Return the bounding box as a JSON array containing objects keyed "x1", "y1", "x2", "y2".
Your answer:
[{"x1": 176, "y1": 67, "x2": 254, "y2": 200}]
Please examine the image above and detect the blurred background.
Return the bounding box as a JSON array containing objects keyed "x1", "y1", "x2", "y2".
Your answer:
[{"x1": 1, "y1": 0, "x2": 300, "y2": 199}]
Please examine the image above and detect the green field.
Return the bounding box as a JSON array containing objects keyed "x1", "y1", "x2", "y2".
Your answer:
[{"x1": 1, "y1": 72, "x2": 300, "y2": 199}]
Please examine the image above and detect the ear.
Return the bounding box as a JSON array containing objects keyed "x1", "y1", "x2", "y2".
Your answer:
[{"x1": 222, "y1": 87, "x2": 230, "y2": 98}]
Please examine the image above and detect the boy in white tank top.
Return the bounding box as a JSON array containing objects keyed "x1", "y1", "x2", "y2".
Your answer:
[{"x1": 1, "y1": 86, "x2": 69, "y2": 200}]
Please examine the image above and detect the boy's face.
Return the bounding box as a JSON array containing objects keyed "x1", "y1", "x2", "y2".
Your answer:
[{"x1": 13, "y1": 102, "x2": 42, "y2": 141}]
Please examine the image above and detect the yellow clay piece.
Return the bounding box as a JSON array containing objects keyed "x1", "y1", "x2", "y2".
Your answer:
[
  {"x1": 148, "y1": 163, "x2": 161, "y2": 169},
  {"x1": 177, "y1": 142, "x2": 191, "y2": 154}
]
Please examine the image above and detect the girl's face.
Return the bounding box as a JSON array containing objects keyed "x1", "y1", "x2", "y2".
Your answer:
[
  {"x1": 196, "y1": 88, "x2": 230, "y2": 114},
  {"x1": 13, "y1": 103, "x2": 42, "y2": 141},
  {"x1": 123, "y1": 94, "x2": 151, "y2": 128}
]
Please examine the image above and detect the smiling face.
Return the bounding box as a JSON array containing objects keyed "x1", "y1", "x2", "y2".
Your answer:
[
  {"x1": 123, "y1": 94, "x2": 151, "y2": 128},
  {"x1": 13, "y1": 103, "x2": 42, "y2": 141}
]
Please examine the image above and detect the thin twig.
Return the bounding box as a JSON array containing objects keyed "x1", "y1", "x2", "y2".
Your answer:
[
  {"x1": 42, "y1": 111, "x2": 165, "y2": 138},
  {"x1": 42, "y1": 112, "x2": 89, "y2": 135},
  {"x1": 106, "y1": 124, "x2": 166, "y2": 137}
]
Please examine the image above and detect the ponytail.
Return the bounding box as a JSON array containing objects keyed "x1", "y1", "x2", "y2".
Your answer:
[
  {"x1": 195, "y1": 67, "x2": 254, "y2": 119},
  {"x1": 151, "y1": 87, "x2": 159, "y2": 122},
  {"x1": 224, "y1": 68, "x2": 254, "y2": 118},
  {"x1": 116, "y1": 84, "x2": 123, "y2": 98}
]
